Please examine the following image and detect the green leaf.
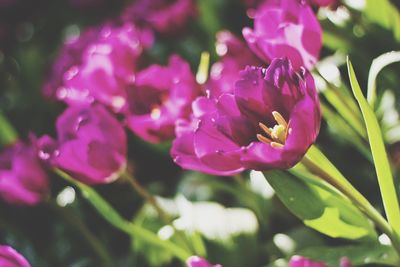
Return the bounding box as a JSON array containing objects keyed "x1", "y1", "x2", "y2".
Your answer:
[
  {"x1": 365, "y1": 0, "x2": 400, "y2": 41},
  {"x1": 298, "y1": 244, "x2": 399, "y2": 267},
  {"x1": 347, "y1": 58, "x2": 400, "y2": 237},
  {"x1": 264, "y1": 170, "x2": 377, "y2": 240},
  {"x1": 0, "y1": 112, "x2": 18, "y2": 146},
  {"x1": 367, "y1": 51, "x2": 400, "y2": 108}
]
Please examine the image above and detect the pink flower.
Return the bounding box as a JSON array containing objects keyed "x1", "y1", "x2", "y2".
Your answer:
[
  {"x1": 0, "y1": 140, "x2": 49, "y2": 205},
  {"x1": 206, "y1": 31, "x2": 262, "y2": 98},
  {"x1": 172, "y1": 58, "x2": 320, "y2": 175},
  {"x1": 243, "y1": 0, "x2": 322, "y2": 70},
  {"x1": 122, "y1": 0, "x2": 197, "y2": 34},
  {"x1": 187, "y1": 256, "x2": 222, "y2": 267},
  {"x1": 126, "y1": 55, "x2": 200, "y2": 143},
  {"x1": 43, "y1": 22, "x2": 153, "y2": 112},
  {"x1": 40, "y1": 105, "x2": 127, "y2": 185},
  {"x1": 289, "y1": 256, "x2": 352, "y2": 267},
  {"x1": 0, "y1": 245, "x2": 30, "y2": 267}
]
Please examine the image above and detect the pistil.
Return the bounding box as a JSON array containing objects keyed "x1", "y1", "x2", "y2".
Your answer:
[{"x1": 256, "y1": 111, "x2": 289, "y2": 148}]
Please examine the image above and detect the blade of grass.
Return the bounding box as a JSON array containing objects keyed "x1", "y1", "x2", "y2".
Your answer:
[{"x1": 347, "y1": 57, "x2": 400, "y2": 238}]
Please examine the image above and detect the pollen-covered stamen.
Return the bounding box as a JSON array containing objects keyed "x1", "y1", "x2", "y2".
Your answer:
[{"x1": 257, "y1": 111, "x2": 289, "y2": 147}]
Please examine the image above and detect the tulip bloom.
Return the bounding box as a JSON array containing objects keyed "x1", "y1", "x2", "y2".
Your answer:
[
  {"x1": 243, "y1": 0, "x2": 322, "y2": 70},
  {"x1": 43, "y1": 23, "x2": 153, "y2": 112},
  {"x1": 41, "y1": 105, "x2": 127, "y2": 184},
  {"x1": 172, "y1": 58, "x2": 320, "y2": 175},
  {"x1": 187, "y1": 256, "x2": 222, "y2": 267},
  {"x1": 289, "y1": 256, "x2": 352, "y2": 267},
  {"x1": 122, "y1": 0, "x2": 196, "y2": 34},
  {"x1": 126, "y1": 55, "x2": 200, "y2": 143},
  {"x1": 206, "y1": 31, "x2": 261, "y2": 98},
  {"x1": 0, "y1": 245, "x2": 30, "y2": 267},
  {"x1": 0, "y1": 141, "x2": 49, "y2": 205}
]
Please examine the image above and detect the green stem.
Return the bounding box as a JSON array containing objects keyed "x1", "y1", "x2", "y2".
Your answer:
[
  {"x1": 121, "y1": 172, "x2": 197, "y2": 255},
  {"x1": 301, "y1": 148, "x2": 400, "y2": 255},
  {"x1": 47, "y1": 201, "x2": 113, "y2": 267},
  {"x1": 54, "y1": 168, "x2": 191, "y2": 262}
]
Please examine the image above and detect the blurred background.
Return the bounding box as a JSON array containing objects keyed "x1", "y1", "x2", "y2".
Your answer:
[{"x1": 1, "y1": 0, "x2": 400, "y2": 266}]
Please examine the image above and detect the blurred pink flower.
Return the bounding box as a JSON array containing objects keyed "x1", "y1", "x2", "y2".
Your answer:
[
  {"x1": 243, "y1": 0, "x2": 322, "y2": 70},
  {"x1": 122, "y1": 0, "x2": 197, "y2": 34},
  {"x1": 187, "y1": 256, "x2": 222, "y2": 267},
  {"x1": 40, "y1": 105, "x2": 127, "y2": 185},
  {"x1": 0, "y1": 245, "x2": 30, "y2": 267},
  {"x1": 0, "y1": 140, "x2": 49, "y2": 205},
  {"x1": 126, "y1": 55, "x2": 200, "y2": 143},
  {"x1": 43, "y1": 22, "x2": 153, "y2": 112}
]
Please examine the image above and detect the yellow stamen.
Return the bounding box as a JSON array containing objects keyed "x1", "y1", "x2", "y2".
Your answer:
[
  {"x1": 258, "y1": 122, "x2": 272, "y2": 137},
  {"x1": 257, "y1": 111, "x2": 290, "y2": 148},
  {"x1": 256, "y1": 134, "x2": 272, "y2": 144},
  {"x1": 272, "y1": 111, "x2": 288, "y2": 128}
]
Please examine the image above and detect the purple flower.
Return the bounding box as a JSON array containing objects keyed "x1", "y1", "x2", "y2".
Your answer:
[
  {"x1": 187, "y1": 256, "x2": 222, "y2": 267},
  {"x1": 172, "y1": 58, "x2": 320, "y2": 175},
  {"x1": 43, "y1": 23, "x2": 153, "y2": 112},
  {"x1": 243, "y1": 0, "x2": 322, "y2": 70},
  {"x1": 0, "y1": 245, "x2": 30, "y2": 267},
  {"x1": 126, "y1": 55, "x2": 200, "y2": 143},
  {"x1": 122, "y1": 0, "x2": 197, "y2": 34},
  {"x1": 0, "y1": 140, "x2": 49, "y2": 205},
  {"x1": 206, "y1": 31, "x2": 262, "y2": 98},
  {"x1": 289, "y1": 256, "x2": 352, "y2": 267},
  {"x1": 41, "y1": 105, "x2": 127, "y2": 185}
]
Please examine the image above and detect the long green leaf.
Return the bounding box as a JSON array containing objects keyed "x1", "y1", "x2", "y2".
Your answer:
[
  {"x1": 367, "y1": 51, "x2": 400, "y2": 107},
  {"x1": 365, "y1": 0, "x2": 400, "y2": 41},
  {"x1": 347, "y1": 58, "x2": 400, "y2": 237},
  {"x1": 264, "y1": 170, "x2": 376, "y2": 240}
]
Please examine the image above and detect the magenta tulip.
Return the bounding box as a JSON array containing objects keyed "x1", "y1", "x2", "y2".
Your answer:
[
  {"x1": 187, "y1": 256, "x2": 222, "y2": 267},
  {"x1": 43, "y1": 22, "x2": 153, "y2": 112},
  {"x1": 122, "y1": 0, "x2": 197, "y2": 34},
  {"x1": 40, "y1": 105, "x2": 127, "y2": 185},
  {"x1": 126, "y1": 55, "x2": 200, "y2": 143},
  {"x1": 0, "y1": 141, "x2": 49, "y2": 205},
  {"x1": 172, "y1": 58, "x2": 320, "y2": 175},
  {"x1": 243, "y1": 0, "x2": 322, "y2": 70},
  {"x1": 0, "y1": 245, "x2": 30, "y2": 267}
]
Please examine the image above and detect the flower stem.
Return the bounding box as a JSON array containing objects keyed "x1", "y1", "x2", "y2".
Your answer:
[
  {"x1": 301, "y1": 149, "x2": 400, "y2": 255},
  {"x1": 121, "y1": 172, "x2": 171, "y2": 224},
  {"x1": 121, "y1": 171, "x2": 198, "y2": 255},
  {"x1": 54, "y1": 168, "x2": 191, "y2": 262},
  {"x1": 47, "y1": 201, "x2": 114, "y2": 267}
]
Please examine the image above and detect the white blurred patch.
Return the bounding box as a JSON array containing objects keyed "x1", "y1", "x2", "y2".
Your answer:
[
  {"x1": 158, "y1": 225, "x2": 175, "y2": 240},
  {"x1": 379, "y1": 234, "x2": 391, "y2": 245},
  {"x1": 249, "y1": 171, "x2": 274, "y2": 199},
  {"x1": 320, "y1": 6, "x2": 350, "y2": 27},
  {"x1": 343, "y1": 0, "x2": 365, "y2": 10},
  {"x1": 56, "y1": 186, "x2": 76, "y2": 207},
  {"x1": 173, "y1": 195, "x2": 258, "y2": 241},
  {"x1": 273, "y1": 233, "x2": 296, "y2": 255}
]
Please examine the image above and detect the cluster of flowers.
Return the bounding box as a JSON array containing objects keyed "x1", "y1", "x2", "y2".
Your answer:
[{"x1": 0, "y1": 0, "x2": 341, "y2": 265}]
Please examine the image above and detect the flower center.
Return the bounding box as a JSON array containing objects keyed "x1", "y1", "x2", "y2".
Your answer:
[{"x1": 256, "y1": 111, "x2": 289, "y2": 148}]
